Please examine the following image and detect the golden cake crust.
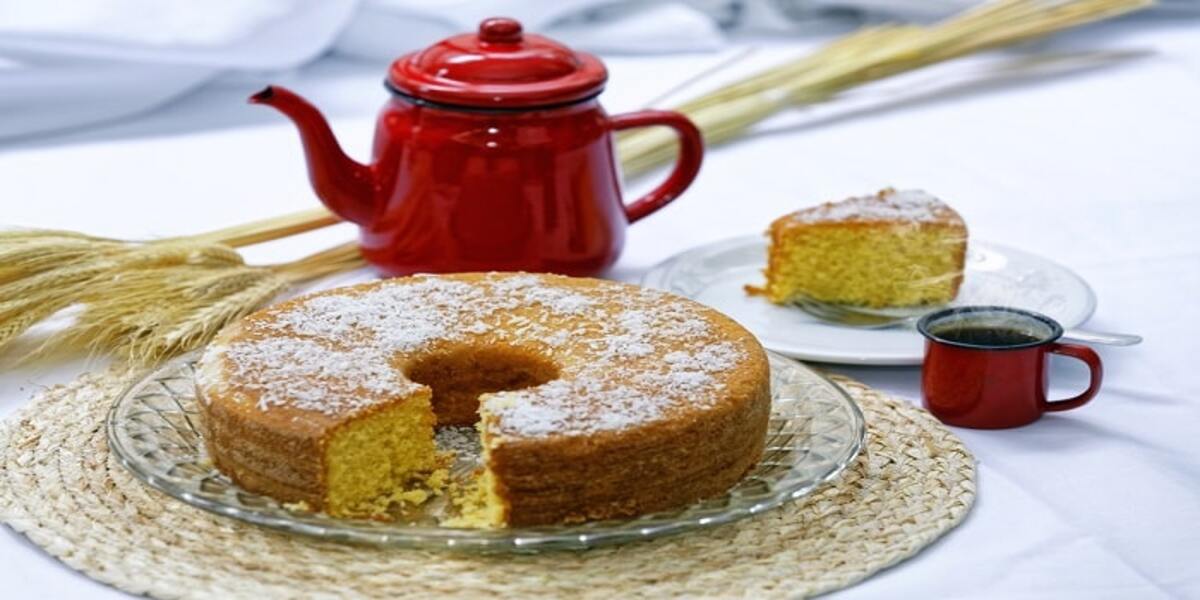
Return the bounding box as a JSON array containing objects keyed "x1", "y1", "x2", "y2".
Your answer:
[{"x1": 196, "y1": 273, "x2": 770, "y2": 525}]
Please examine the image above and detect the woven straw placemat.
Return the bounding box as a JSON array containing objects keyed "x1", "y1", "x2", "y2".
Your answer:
[{"x1": 0, "y1": 367, "x2": 974, "y2": 599}]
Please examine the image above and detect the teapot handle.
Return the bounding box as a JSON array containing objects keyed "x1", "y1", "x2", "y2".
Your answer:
[{"x1": 607, "y1": 111, "x2": 704, "y2": 223}]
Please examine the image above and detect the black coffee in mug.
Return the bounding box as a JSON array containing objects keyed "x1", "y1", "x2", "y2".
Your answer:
[{"x1": 928, "y1": 325, "x2": 1042, "y2": 347}]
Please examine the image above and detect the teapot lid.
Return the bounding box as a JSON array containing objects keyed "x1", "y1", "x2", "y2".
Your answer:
[{"x1": 387, "y1": 17, "x2": 607, "y2": 109}]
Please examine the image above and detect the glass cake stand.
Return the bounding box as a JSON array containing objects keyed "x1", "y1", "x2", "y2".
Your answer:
[{"x1": 107, "y1": 351, "x2": 865, "y2": 552}]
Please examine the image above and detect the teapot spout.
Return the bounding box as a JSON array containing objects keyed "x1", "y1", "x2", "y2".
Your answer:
[{"x1": 250, "y1": 86, "x2": 378, "y2": 225}]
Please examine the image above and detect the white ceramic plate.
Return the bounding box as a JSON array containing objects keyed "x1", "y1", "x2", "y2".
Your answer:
[{"x1": 641, "y1": 236, "x2": 1097, "y2": 365}]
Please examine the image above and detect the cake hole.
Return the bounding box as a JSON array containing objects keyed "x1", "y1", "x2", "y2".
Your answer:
[{"x1": 404, "y1": 345, "x2": 559, "y2": 427}]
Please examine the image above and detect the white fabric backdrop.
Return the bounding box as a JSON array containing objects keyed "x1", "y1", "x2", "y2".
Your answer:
[
  {"x1": 1, "y1": 7, "x2": 1199, "y2": 600},
  {"x1": 9, "y1": 0, "x2": 1196, "y2": 139}
]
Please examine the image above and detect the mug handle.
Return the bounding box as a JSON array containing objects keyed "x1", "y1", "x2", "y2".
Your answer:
[
  {"x1": 607, "y1": 110, "x2": 704, "y2": 223},
  {"x1": 1043, "y1": 343, "x2": 1104, "y2": 412}
]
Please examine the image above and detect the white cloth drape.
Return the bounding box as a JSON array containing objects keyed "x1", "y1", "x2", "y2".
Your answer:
[
  {"x1": 0, "y1": 0, "x2": 970, "y2": 140},
  {"x1": 1, "y1": 0, "x2": 1192, "y2": 140}
]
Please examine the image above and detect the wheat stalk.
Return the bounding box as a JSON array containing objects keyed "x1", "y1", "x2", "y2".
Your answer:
[
  {"x1": 0, "y1": 0, "x2": 1150, "y2": 366},
  {"x1": 616, "y1": 0, "x2": 1151, "y2": 175},
  {"x1": 0, "y1": 232, "x2": 360, "y2": 365},
  {"x1": 183, "y1": 207, "x2": 341, "y2": 248}
]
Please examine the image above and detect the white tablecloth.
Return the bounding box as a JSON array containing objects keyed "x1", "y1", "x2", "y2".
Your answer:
[{"x1": 2, "y1": 16, "x2": 1198, "y2": 599}]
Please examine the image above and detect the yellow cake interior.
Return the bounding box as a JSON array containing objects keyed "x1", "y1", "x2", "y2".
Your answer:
[
  {"x1": 445, "y1": 424, "x2": 509, "y2": 528},
  {"x1": 324, "y1": 393, "x2": 440, "y2": 519},
  {"x1": 765, "y1": 222, "x2": 964, "y2": 307},
  {"x1": 323, "y1": 346, "x2": 555, "y2": 523}
]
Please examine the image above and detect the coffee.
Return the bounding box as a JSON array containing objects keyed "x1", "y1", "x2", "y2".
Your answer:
[
  {"x1": 930, "y1": 325, "x2": 1042, "y2": 347},
  {"x1": 918, "y1": 305, "x2": 1103, "y2": 428}
]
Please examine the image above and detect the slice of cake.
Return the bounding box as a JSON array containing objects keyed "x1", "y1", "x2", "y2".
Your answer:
[{"x1": 756, "y1": 188, "x2": 967, "y2": 308}]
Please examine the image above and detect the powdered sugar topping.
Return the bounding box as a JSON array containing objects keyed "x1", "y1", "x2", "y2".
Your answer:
[
  {"x1": 203, "y1": 273, "x2": 755, "y2": 437},
  {"x1": 214, "y1": 338, "x2": 418, "y2": 415},
  {"x1": 788, "y1": 188, "x2": 952, "y2": 224},
  {"x1": 484, "y1": 377, "x2": 665, "y2": 438}
]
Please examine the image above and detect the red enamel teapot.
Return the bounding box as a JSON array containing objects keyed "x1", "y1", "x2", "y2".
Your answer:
[{"x1": 253, "y1": 17, "x2": 703, "y2": 276}]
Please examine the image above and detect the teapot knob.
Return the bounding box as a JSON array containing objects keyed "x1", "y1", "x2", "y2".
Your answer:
[{"x1": 479, "y1": 17, "x2": 523, "y2": 44}]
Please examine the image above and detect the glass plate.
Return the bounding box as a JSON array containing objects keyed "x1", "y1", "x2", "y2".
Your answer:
[{"x1": 107, "y1": 351, "x2": 864, "y2": 552}]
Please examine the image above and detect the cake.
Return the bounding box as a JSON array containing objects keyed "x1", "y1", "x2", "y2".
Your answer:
[
  {"x1": 756, "y1": 188, "x2": 967, "y2": 308},
  {"x1": 196, "y1": 273, "x2": 771, "y2": 527}
]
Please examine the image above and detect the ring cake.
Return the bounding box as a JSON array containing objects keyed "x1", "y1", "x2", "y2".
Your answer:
[{"x1": 196, "y1": 273, "x2": 770, "y2": 527}]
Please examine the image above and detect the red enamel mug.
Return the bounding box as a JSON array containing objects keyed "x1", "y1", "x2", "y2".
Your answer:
[
  {"x1": 918, "y1": 306, "x2": 1103, "y2": 429},
  {"x1": 252, "y1": 17, "x2": 703, "y2": 277}
]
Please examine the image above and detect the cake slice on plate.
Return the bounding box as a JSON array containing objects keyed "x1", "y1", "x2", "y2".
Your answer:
[{"x1": 755, "y1": 188, "x2": 967, "y2": 308}]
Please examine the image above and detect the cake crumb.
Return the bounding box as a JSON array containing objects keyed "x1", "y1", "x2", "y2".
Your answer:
[{"x1": 282, "y1": 500, "x2": 312, "y2": 513}]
